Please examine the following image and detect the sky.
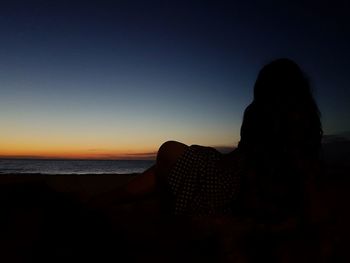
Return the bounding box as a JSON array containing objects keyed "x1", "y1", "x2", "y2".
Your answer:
[{"x1": 0, "y1": 0, "x2": 349, "y2": 159}]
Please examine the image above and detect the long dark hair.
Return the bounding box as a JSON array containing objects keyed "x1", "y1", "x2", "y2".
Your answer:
[{"x1": 237, "y1": 58, "x2": 322, "y2": 223}]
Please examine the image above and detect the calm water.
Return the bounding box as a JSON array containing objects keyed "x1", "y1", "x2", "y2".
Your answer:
[{"x1": 0, "y1": 159, "x2": 155, "y2": 175}]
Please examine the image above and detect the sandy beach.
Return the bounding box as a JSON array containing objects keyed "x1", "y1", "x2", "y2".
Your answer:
[
  {"x1": 0, "y1": 173, "x2": 167, "y2": 262},
  {"x1": 0, "y1": 173, "x2": 138, "y2": 202},
  {"x1": 0, "y1": 170, "x2": 349, "y2": 262}
]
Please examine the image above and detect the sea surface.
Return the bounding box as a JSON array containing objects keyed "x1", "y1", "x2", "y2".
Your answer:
[{"x1": 0, "y1": 159, "x2": 155, "y2": 175}]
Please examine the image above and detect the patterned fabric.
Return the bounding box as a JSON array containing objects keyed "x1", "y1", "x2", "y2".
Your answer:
[{"x1": 167, "y1": 145, "x2": 244, "y2": 216}]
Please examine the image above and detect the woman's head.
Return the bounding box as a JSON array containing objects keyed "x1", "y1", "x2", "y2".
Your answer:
[
  {"x1": 254, "y1": 59, "x2": 309, "y2": 102},
  {"x1": 239, "y1": 58, "x2": 322, "y2": 160}
]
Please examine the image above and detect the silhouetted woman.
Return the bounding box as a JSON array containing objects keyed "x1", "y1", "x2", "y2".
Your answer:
[{"x1": 91, "y1": 58, "x2": 323, "y2": 227}]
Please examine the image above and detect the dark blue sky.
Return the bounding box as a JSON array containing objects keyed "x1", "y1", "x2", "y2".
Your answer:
[{"x1": 0, "y1": 0, "x2": 349, "y2": 157}]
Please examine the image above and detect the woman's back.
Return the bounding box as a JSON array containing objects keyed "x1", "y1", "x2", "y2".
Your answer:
[{"x1": 237, "y1": 58, "x2": 322, "y2": 224}]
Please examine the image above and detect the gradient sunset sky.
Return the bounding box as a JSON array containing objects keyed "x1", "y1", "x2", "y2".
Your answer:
[{"x1": 0, "y1": 0, "x2": 349, "y2": 159}]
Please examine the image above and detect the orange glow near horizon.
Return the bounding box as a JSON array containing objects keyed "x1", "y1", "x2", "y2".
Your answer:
[
  {"x1": 0, "y1": 135, "x2": 159, "y2": 160},
  {"x1": 0, "y1": 115, "x2": 239, "y2": 160},
  {"x1": 0, "y1": 146, "x2": 158, "y2": 160},
  {"x1": 0, "y1": 140, "x2": 159, "y2": 159},
  {"x1": 0, "y1": 136, "x2": 236, "y2": 160}
]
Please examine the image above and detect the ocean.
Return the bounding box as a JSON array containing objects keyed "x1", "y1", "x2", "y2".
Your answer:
[{"x1": 0, "y1": 159, "x2": 155, "y2": 175}]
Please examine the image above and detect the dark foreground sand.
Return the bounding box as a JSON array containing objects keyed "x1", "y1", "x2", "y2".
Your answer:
[
  {"x1": 0, "y1": 170, "x2": 349, "y2": 262},
  {"x1": 0, "y1": 173, "x2": 137, "y2": 202}
]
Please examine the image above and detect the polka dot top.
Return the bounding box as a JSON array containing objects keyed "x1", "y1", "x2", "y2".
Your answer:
[{"x1": 167, "y1": 145, "x2": 244, "y2": 216}]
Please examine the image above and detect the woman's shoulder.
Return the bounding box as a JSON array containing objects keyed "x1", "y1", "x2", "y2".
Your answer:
[
  {"x1": 187, "y1": 145, "x2": 246, "y2": 168},
  {"x1": 185, "y1": 144, "x2": 221, "y2": 158},
  {"x1": 189, "y1": 144, "x2": 218, "y2": 151},
  {"x1": 217, "y1": 148, "x2": 246, "y2": 169}
]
